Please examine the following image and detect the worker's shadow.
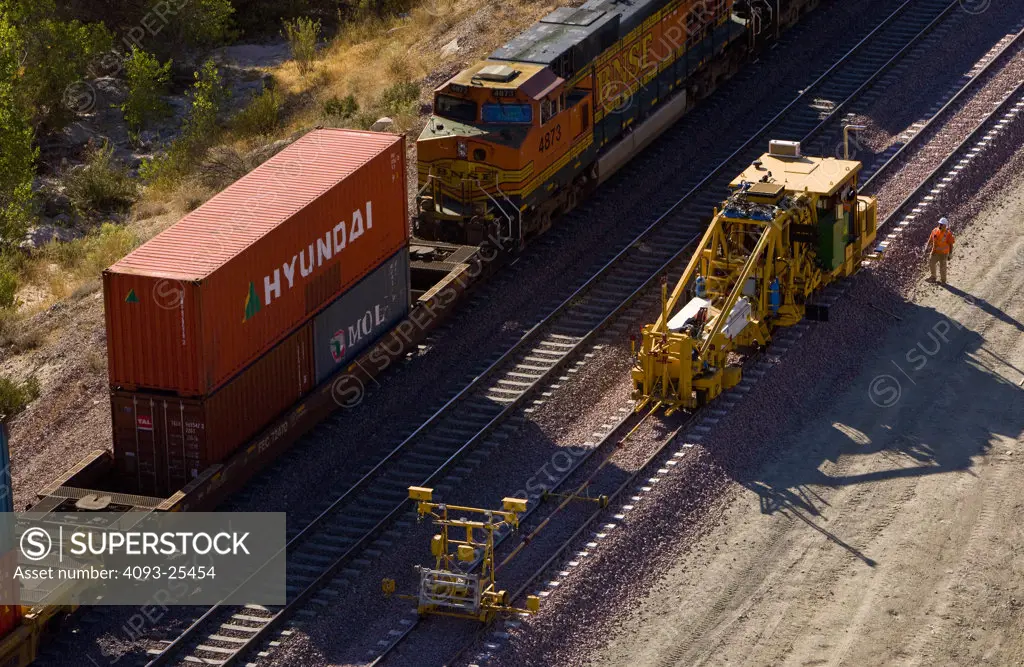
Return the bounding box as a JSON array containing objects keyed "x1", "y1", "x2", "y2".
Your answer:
[
  {"x1": 714, "y1": 272, "x2": 1024, "y2": 568},
  {"x1": 940, "y1": 282, "x2": 1024, "y2": 333}
]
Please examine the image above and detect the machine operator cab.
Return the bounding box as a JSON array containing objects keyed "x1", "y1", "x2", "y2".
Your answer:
[
  {"x1": 416, "y1": 61, "x2": 583, "y2": 246},
  {"x1": 726, "y1": 140, "x2": 878, "y2": 278}
]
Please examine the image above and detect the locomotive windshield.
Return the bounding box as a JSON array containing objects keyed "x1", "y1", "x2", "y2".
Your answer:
[
  {"x1": 436, "y1": 94, "x2": 477, "y2": 123},
  {"x1": 481, "y1": 103, "x2": 533, "y2": 124}
]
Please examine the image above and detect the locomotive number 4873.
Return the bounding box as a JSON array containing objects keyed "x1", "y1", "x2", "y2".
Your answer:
[{"x1": 539, "y1": 124, "x2": 562, "y2": 152}]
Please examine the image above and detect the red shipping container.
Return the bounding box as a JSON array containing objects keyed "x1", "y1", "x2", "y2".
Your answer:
[
  {"x1": 0, "y1": 550, "x2": 19, "y2": 637},
  {"x1": 104, "y1": 129, "x2": 408, "y2": 396},
  {"x1": 112, "y1": 322, "x2": 314, "y2": 497}
]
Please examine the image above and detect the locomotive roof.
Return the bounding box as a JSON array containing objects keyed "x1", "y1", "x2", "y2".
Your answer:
[
  {"x1": 489, "y1": 0, "x2": 664, "y2": 69},
  {"x1": 448, "y1": 61, "x2": 564, "y2": 99}
]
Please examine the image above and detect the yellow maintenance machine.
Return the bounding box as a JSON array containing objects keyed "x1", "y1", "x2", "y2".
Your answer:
[
  {"x1": 632, "y1": 140, "x2": 878, "y2": 414},
  {"x1": 382, "y1": 487, "x2": 540, "y2": 622}
]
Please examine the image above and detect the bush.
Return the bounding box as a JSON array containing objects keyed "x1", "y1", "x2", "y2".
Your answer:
[
  {"x1": 120, "y1": 46, "x2": 172, "y2": 138},
  {"x1": 63, "y1": 141, "x2": 138, "y2": 216},
  {"x1": 183, "y1": 60, "x2": 226, "y2": 148},
  {"x1": 283, "y1": 17, "x2": 322, "y2": 76},
  {"x1": 0, "y1": 375, "x2": 39, "y2": 419},
  {"x1": 0, "y1": 265, "x2": 17, "y2": 309},
  {"x1": 171, "y1": 0, "x2": 235, "y2": 49},
  {"x1": 2, "y1": 0, "x2": 113, "y2": 128},
  {"x1": 378, "y1": 79, "x2": 420, "y2": 115},
  {"x1": 232, "y1": 87, "x2": 281, "y2": 137},
  {"x1": 322, "y1": 94, "x2": 358, "y2": 120},
  {"x1": 43, "y1": 222, "x2": 138, "y2": 279},
  {"x1": 0, "y1": 13, "x2": 37, "y2": 250},
  {"x1": 140, "y1": 60, "x2": 225, "y2": 190}
]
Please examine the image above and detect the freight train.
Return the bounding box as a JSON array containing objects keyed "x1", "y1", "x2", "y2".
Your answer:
[
  {"x1": 416, "y1": 0, "x2": 820, "y2": 246},
  {"x1": 2, "y1": 0, "x2": 826, "y2": 653}
]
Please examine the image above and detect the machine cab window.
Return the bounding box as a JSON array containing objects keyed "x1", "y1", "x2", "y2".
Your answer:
[{"x1": 436, "y1": 94, "x2": 477, "y2": 123}]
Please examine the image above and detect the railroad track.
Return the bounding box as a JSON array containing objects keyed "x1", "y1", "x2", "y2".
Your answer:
[
  {"x1": 379, "y1": 38, "x2": 1024, "y2": 667},
  {"x1": 144, "y1": 1, "x2": 989, "y2": 664},
  {"x1": 367, "y1": 14, "x2": 1024, "y2": 667}
]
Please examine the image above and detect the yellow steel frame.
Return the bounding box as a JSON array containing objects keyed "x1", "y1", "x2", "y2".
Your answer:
[
  {"x1": 632, "y1": 151, "x2": 877, "y2": 414},
  {"x1": 383, "y1": 487, "x2": 539, "y2": 623}
]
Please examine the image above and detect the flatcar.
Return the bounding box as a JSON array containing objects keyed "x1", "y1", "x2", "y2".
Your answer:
[{"x1": 415, "y1": 0, "x2": 819, "y2": 247}]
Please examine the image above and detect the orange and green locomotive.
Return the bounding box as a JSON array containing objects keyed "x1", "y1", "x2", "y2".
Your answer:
[{"x1": 415, "y1": 0, "x2": 819, "y2": 247}]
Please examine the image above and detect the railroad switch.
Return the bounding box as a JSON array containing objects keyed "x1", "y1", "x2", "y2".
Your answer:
[{"x1": 382, "y1": 486, "x2": 540, "y2": 622}]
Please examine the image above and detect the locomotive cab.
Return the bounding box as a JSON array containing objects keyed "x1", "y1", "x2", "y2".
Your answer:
[{"x1": 417, "y1": 61, "x2": 593, "y2": 248}]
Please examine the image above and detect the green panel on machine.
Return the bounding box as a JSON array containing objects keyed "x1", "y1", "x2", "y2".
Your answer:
[{"x1": 816, "y1": 212, "x2": 846, "y2": 271}]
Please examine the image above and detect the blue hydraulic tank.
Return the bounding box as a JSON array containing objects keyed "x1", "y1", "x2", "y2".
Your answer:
[
  {"x1": 695, "y1": 275, "x2": 707, "y2": 299},
  {"x1": 769, "y1": 278, "x2": 781, "y2": 315}
]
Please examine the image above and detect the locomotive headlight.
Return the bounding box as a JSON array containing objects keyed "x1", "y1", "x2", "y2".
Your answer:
[{"x1": 457, "y1": 141, "x2": 468, "y2": 159}]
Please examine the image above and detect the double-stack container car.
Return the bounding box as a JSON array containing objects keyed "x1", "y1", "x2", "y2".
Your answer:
[{"x1": 104, "y1": 129, "x2": 412, "y2": 496}]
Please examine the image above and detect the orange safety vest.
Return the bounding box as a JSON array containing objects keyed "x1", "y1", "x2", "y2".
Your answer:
[{"x1": 930, "y1": 227, "x2": 954, "y2": 254}]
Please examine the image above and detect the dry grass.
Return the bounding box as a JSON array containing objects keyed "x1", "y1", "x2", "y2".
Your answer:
[
  {"x1": 269, "y1": 0, "x2": 557, "y2": 133},
  {"x1": 14, "y1": 223, "x2": 139, "y2": 311},
  {"x1": 10, "y1": 0, "x2": 564, "y2": 317}
]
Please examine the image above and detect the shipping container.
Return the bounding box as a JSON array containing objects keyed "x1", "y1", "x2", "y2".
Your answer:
[
  {"x1": 105, "y1": 129, "x2": 409, "y2": 397},
  {"x1": 313, "y1": 249, "x2": 410, "y2": 384},
  {"x1": 112, "y1": 322, "x2": 314, "y2": 496},
  {"x1": 0, "y1": 422, "x2": 11, "y2": 514},
  {"x1": 0, "y1": 423, "x2": 20, "y2": 638}
]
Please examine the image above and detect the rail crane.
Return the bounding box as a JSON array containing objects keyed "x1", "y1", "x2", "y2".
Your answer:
[{"x1": 632, "y1": 140, "x2": 878, "y2": 414}]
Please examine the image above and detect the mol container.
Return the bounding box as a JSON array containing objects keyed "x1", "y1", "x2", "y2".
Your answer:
[
  {"x1": 112, "y1": 323, "x2": 314, "y2": 497},
  {"x1": 104, "y1": 129, "x2": 409, "y2": 397},
  {"x1": 312, "y1": 249, "x2": 409, "y2": 384}
]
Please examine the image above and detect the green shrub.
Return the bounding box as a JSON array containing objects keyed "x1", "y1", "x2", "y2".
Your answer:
[
  {"x1": 232, "y1": 87, "x2": 281, "y2": 137},
  {"x1": 378, "y1": 79, "x2": 419, "y2": 115},
  {"x1": 0, "y1": 266, "x2": 17, "y2": 309},
  {"x1": 0, "y1": 375, "x2": 39, "y2": 419},
  {"x1": 1, "y1": 0, "x2": 112, "y2": 128},
  {"x1": 43, "y1": 222, "x2": 138, "y2": 278},
  {"x1": 322, "y1": 94, "x2": 358, "y2": 119},
  {"x1": 78, "y1": 223, "x2": 138, "y2": 276},
  {"x1": 0, "y1": 12, "x2": 37, "y2": 250},
  {"x1": 120, "y1": 46, "x2": 172, "y2": 138},
  {"x1": 183, "y1": 60, "x2": 225, "y2": 148},
  {"x1": 141, "y1": 60, "x2": 225, "y2": 190},
  {"x1": 170, "y1": 0, "x2": 235, "y2": 49},
  {"x1": 63, "y1": 141, "x2": 138, "y2": 216},
  {"x1": 283, "y1": 17, "x2": 322, "y2": 76}
]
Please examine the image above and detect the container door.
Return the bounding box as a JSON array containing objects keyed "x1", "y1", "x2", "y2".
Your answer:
[{"x1": 111, "y1": 393, "x2": 166, "y2": 495}]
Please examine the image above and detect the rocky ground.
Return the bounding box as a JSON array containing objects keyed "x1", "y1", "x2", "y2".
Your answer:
[{"x1": 497, "y1": 116, "x2": 1024, "y2": 667}]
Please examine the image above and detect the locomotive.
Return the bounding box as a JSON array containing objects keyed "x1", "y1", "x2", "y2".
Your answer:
[{"x1": 415, "y1": 0, "x2": 819, "y2": 248}]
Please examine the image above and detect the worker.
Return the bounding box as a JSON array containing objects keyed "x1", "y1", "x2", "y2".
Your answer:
[{"x1": 924, "y1": 217, "x2": 955, "y2": 283}]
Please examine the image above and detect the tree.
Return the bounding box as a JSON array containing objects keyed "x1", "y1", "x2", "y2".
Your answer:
[
  {"x1": 183, "y1": 59, "x2": 226, "y2": 148},
  {"x1": 282, "y1": 17, "x2": 322, "y2": 75},
  {"x1": 153, "y1": 0, "x2": 236, "y2": 52},
  {"x1": 120, "y1": 46, "x2": 171, "y2": 139},
  {"x1": 0, "y1": 0, "x2": 112, "y2": 128},
  {"x1": 0, "y1": 10, "x2": 36, "y2": 250}
]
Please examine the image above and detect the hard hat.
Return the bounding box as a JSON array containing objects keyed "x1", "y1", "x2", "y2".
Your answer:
[{"x1": 938, "y1": 217, "x2": 949, "y2": 227}]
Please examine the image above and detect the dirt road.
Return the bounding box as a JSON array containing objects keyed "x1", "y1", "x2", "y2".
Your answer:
[{"x1": 590, "y1": 182, "x2": 1024, "y2": 665}]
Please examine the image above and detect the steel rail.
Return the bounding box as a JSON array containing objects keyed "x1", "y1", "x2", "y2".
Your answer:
[
  {"x1": 436, "y1": 43, "x2": 1024, "y2": 667},
  {"x1": 363, "y1": 4, "x2": 1010, "y2": 665},
  {"x1": 148, "y1": 2, "x2": 965, "y2": 664}
]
